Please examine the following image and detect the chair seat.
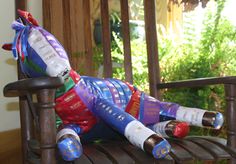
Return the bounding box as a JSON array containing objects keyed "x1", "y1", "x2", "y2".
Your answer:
[{"x1": 27, "y1": 136, "x2": 235, "y2": 164}]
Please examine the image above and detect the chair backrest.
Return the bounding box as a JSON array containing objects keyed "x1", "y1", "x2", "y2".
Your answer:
[{"x1": 41, "y1": 0, "x2": 161, "y2": 98}]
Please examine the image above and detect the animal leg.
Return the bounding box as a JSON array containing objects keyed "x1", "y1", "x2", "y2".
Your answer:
[
  {"x1": 56, "y1": 125, "x2": 83, "y2": 161},
  {"x1": 159, "y1": 102, "x2": 224, "y2": 129},
  {"x1": 92, "y1": 97, "x2": 171, "y2": 159}
]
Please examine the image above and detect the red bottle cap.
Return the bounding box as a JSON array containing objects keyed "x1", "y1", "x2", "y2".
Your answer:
[{"x1": 173, "y1": 122, "x2": 190, "y2": 138}]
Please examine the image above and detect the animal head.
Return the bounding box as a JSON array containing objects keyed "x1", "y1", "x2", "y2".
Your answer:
[{"x1": 2, "y1": 10, "x2": 71, "y2": 79}]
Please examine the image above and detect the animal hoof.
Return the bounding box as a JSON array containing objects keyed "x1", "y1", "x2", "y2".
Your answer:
[
  {"x1": 57, "y1": 136, "x2": 83, "y2": 161},
  {"x1": 144, "y1": 134, "x2": 171, "y2": 159}
]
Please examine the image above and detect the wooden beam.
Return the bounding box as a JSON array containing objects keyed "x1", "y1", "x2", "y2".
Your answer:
[
  {"x1": 83, "y1": 0, "x2": 94, "y2": 76},
  {"x1": 100, "y1": 0, "x2": 113, "y2": 78},
  {"x1": 144, "y1": 0, "x2": 160, "y2": 98},
  {"x1": 62, "y1": 0, "x2": 73, "y2": 68},
  {"x1": 42, "y1": 0, "x2": 52, "y2": 31},
  {"x1": 120, "y1": 0, "x2": 133, "y2": 84},
  {"x1": 15, "y1": 0, "x2": 27, "y2": 81},
  {"x1": 15, "y1": 0, "x2": 26, "y2": 18},
  {"x1": 42, "y1": 0, "x2": 64, "y2": 44}
]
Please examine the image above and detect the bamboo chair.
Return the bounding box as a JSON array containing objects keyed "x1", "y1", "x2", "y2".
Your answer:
[{"x1": 3, "y1": 0, "x2": 236, "y2": 163}]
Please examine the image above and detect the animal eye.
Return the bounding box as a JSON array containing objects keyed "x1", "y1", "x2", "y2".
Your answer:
[
  {"x1": 62, "y1": 69, "x2": 69, "y2": 76},
  {"x1": 57, "y1": 68, "x2": 69, "y2": 78}
]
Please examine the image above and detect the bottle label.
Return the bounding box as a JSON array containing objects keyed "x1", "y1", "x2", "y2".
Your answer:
[
  {"x1": 141, "y1": 94, "x2": 161, "y2": 125},
  {"x1": 151, "y1": 120, "x2": 171, "y2": 138},
  {"x1": 28, "y1": 28, "x2": 71, "y2": 77},
  {"x1": 124, "y1": 120, "x2": 155, "y2": 150},
  {"x1": 176, "y1": 106, "x2": 205, "y2": 127}
]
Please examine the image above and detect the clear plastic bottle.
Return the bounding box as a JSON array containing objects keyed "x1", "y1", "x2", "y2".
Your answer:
[{"x1": 150, "y1": 120, "x2": 190, "y2": 138}]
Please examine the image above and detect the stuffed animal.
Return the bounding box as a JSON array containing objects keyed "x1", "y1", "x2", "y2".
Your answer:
[{"x1": 3, "y1": 10, "x2": 224, "y2": 161}]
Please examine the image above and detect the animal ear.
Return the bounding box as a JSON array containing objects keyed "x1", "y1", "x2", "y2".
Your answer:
[
  {"x1": 17, "y1": 9, "x2": 39, "y2": 26},
  {"x1": 2, "y1": 43, "x2": 12, "y2": 51}
]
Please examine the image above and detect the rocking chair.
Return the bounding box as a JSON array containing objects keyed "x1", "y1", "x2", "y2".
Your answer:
[{"x1": 3, "y1": 0, "x2": 236, "y2": 163}]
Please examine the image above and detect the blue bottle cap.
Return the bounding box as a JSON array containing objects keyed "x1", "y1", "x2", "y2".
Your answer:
[
  {"x1": 57, "y1": 137, "x2": 83, "y2": 161},
  {"x1": 152, "y1": 139, "x2": 171, "y2": 159}
]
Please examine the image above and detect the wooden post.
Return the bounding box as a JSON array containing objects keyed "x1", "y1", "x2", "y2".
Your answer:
[
  {"x1": 120, "y1": 0, "x2": 133, "y2": 84},
  {"x1": 100, "y1": 0, "x2": 113, "y2": 78},
  {"x1": 144, "y1": 0, "x2": 160, "y2": 98}
]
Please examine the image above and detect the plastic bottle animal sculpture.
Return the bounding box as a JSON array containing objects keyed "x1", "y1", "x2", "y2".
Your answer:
[{"x1": 2, "y1": 10, "x2": 224, "y2": 161}]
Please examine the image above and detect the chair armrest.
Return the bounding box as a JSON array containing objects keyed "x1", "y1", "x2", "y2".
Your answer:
[
  {"x1": 157, "y1": 76, "x2": 236, "y2": 89},
  {"x1": 3, "y1": 77, "x2": 64, "y2": 97},
  {"x1": 157, "y1": 76, "x2": 236, "y2": 150}
]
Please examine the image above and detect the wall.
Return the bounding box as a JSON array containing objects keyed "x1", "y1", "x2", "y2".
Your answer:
[{"x1": 0, "y1": 0, "x2": 42, "y2": 132}]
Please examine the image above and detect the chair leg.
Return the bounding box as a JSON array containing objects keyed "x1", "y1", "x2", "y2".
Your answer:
[
  {"x1": 224, "y1": 84, "x2": 236, "y2": 164},
  {"x1": 37, "y1": 89, "x2": 57, "y2": 164},
  {"x1": 19, "y1": 96, "x2": 34, "y2": 164}
]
